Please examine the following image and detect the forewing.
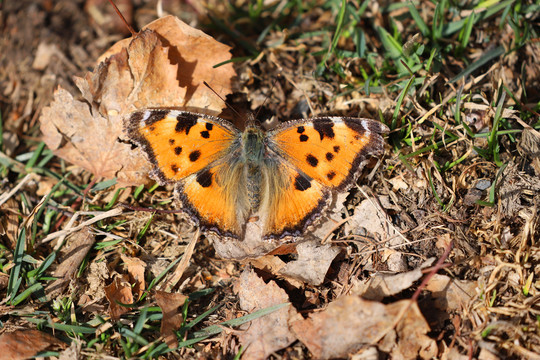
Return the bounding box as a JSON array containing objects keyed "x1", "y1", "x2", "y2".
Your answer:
[
  {"x1": 125, "y1": 109, "x2": 240, "y2": 184},
  {"x1": 268, "y1": 117, "x2": 388, "y2": 191}
]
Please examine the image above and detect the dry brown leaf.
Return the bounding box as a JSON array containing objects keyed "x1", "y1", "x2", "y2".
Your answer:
[
  {"x1": 155, "y1": 291, "x2": 188, "y2": 349},
  {"x1": 345, "y1": 198, "x2": 400, "y2": 240},
  {"x1": 45, "y1": 226, "x2": 95, "y2": 299},
  {"x1": 291, "y1": 296, "x2": 436, "y2": 359},
  {"x1": 235, "y1": 269, "x2": 297, "y2": 360},
  {"x1": 58, "y1": 339, "x2": 82, "y2": 360},
  {"x1": 384, "y1": 301, "x2": 438, "y2": 359},
  {"x1": 0, "y1": 329, "x2": 66, "y2": 360},
  {"x1": 249, "y1": 241, "x2": 340, "y2": 286},
  {"x1": 32, "y1": 42, "x2": 60, "y2": 70},
  {"x1": 249, "y1": 254, "x2": 287, "y2": 275},
  {"x1": 104, "y1": 275, "x2": 134, "y2": 321},
  {"x1": 425, "y1": 274, "x2": 477, "y2": 311},
  {"x1": 40, "y1": 15, "x2": 235, "y2": 186},
  {"x1": 277, "y1": 240, "x2": 341, "y2": 286},
  {"x1": 98, "y1": 15, "x2": 234, "y2": 110},
  {"x1": 121, "y1": 254, "x2": 146, "y2": 299},
  {"x1": 0, "y1": 273, "x2": 8, "y2": 292},
  {"x1": 355, "y1": 258, "x2": 435, "y2": 301}
]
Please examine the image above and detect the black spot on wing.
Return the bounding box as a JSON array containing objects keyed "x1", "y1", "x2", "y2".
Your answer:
[
  {"x1": 326, "y1": 152, "x2": 334, "y2": 161},
  {"x1": 333, "y1": 145, "x2": 340, "y2": 153},
  {"x1": 294, "y1": 174, "x2": 311, "y2": 191},
  {"x1": 297, "y1": 126, "x2": 305, "y2": 133},
  {"x1": 300, "y1": 134, "x2": 309, "y2": 142},
  {"x1": 313, "y1": 118, "x2": 335, "y2": 140},
  {"x1": 326, "y1": 171, "x2": 336, "y2": 181},
  {"x1": 174, "y1": 146, "x2": 182, "y2": 155},
  {"x1": 306, "y1": 154, "x2": 318, "y2": 167},
  {"x1": 175, "y1": 113, "x2": 198, "y2": 135},
  {"x1": 171, "y1": 164, "x2": 179, "y2": 173},
  {"x1": 206, "y1": 122, "x2": 213, "y2": 131},
  {"x1": 196, "y1": 169, "x2": 213, "y2": 188},
  {"x1": 189, "y1": 150, "x2": 201, "y2": 162},
  {"x1": 169, "y1": 139, "x2": 175, "y2": 145},
  {"x1": 200, "y1": 130, "x2": 210, "y2": 138}
]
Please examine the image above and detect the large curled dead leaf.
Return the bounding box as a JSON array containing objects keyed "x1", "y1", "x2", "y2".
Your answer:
[
  {"x1": 40, "y1": 15, "x2": 235, "y2": 186},
  {"x1": 291, "y1": 296, "x2": 437, "y2": 359}
]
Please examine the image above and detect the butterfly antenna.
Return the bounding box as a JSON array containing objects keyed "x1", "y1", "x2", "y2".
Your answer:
[
  {"x1": 203, "y1": 81, "x2": 243, "y2": 119},
  {"x1": 107, "y1": 0, "x2": 136, "y2": 36},
  {"x1": 254, "y1": 76, "x2": 279, "y2": 119}
]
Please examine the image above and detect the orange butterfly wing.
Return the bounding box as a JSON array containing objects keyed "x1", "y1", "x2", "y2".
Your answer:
[
  {"x1": 125, "y1": 109, "x2": 245, "y2": 237},
  {"x1": 177, "y1": 161, "x2": 247, "y2": 237},
  {"x1": 262, "y1": 117, "x2": 388, "y2": 238},
  {"x1": 262, "y1": 161, "x2": 331, "y2": 239}
]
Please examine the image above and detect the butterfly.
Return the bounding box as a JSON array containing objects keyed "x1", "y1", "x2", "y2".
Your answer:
[{"x1": 125, "y1": 109, "x2": 388, "y2": 241}]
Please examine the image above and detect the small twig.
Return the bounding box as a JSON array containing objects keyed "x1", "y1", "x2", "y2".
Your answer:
[
  {"x1": 40, "y1": 208, "x2": 123, "y2": 244},
  {"x1": 120, "y1": 203, "x2": 184, "y2": 214}
]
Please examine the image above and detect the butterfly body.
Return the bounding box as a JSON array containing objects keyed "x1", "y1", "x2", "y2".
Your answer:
[{"x1": 125, "y1": 109, "x2": 388, "y2": 241}]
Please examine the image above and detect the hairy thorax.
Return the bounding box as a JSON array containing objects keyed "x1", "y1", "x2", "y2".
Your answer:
[{"x1": 242, "y1": 125, "x2": 266, "y2": 211}]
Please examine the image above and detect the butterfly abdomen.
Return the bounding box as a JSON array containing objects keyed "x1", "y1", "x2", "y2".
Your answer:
[{"x1": 246, "y1": 163, "x2": 262, "y2": 210}]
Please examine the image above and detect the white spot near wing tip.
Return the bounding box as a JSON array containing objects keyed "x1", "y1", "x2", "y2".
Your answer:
[
  {"x1": 361, "y1": 119, "x2": 373, "y2": 132},
  {"x1": 141, "y1": 110, "x2": 152, "y2": 123}
]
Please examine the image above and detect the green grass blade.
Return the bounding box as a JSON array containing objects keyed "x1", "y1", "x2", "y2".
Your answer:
[
  {"x1": 11, "y1": 282, "x2": 44, "y2": 306},
  {"x1": 25, "y1": 142, "x2": 46, "y2": 170},
  {"x1": 407, "y1": 3, "x2": 429, "y2": 36},
  {"x1": 7, "y1": 227, "x2": 26, "y2": 303},
  {"x1": 476, "y1": 163, "x2": 508, "y2": 206},
  {"x1": 329, "y1": 0, "x2": 347, "y2": 54},
  {"x1": 392, "y1": 76, "x2": 415, "y2": 130},
  {"x1": 375, "y1": 26, "x2": 402, "y2": 59},
  {"x1": 31, "y1": 177, "x2": 65, "y2": 244},
  {"x1": 91, "y1": 178, "x2": 117, "y2": 192}
]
